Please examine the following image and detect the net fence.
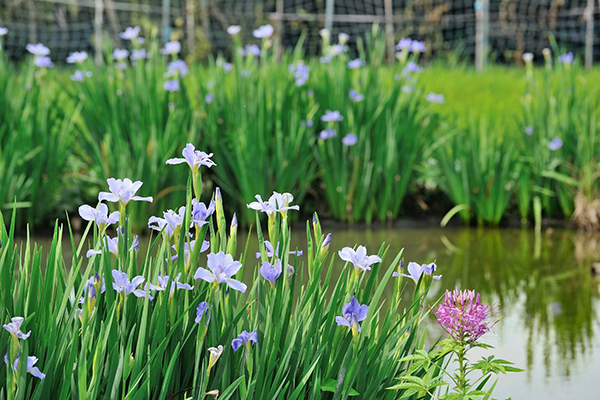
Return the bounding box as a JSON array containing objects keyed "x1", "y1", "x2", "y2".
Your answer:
[{"x1": 0, "y1": 0, "x2": 598, "y2": 64}]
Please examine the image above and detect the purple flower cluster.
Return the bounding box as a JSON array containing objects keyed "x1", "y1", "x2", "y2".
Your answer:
[{"x1": 435, "y1": 289, "x2": 491, "y2": 343}]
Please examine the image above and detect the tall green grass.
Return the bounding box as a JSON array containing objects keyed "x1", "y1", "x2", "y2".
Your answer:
[{"x1": 0, "y1": 155, "x2": 446, "y2": 398}]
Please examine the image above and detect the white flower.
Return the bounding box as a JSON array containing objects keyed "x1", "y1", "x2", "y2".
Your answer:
[
  {"x1": 227, "y1": 25, "x2": 241, "y2": 35},
  {"x1": 253, "y1": 24, "x2": 274, "y2": 39}
]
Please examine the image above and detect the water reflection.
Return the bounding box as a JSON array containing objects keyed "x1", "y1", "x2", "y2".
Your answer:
[{"x1": 26, "y1": 227, "x2": 600, "y2": 400}]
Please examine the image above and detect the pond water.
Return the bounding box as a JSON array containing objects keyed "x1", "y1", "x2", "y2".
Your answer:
[{"x1": 26, "y1": 226, "x2": 600, "y2": 399}]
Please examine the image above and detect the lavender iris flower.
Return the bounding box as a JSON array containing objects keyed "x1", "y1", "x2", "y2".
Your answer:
[
  {"x1": 425, "y1": 92, "x2": 445, "y2": 104},
  {"x1": 395, "y1": 38, "x2": 413, "y2": 51},
  {"x1": 26, "y1": 43, "x2": 50, "y2": 56},
  {"x1": 335, "y1": 297, "x2": 368, "y2": 333},
  {"x1": 319, "y1": 128, "x2": 337, "y2": 140},
  {"x1": 289, "y1": 63, "x2": 309, "y2": 86},
  {"x1": 161, "y1": 41, "x2": 181, "y2": 55},
  {"x1": 227, "y1": 25, "x2": 241, "y2": 35},
  {"x1": 252, "y1": 24, "x2": 274, "y2": 39},
  {"x1": 247, "y1": 192, "x2": 299, "y2": 216},
  {"x1": 34, "y1": 57, "x2": 53, "y2": 68},
  {"x1": 0, "y1": 27, "x2": 8, "y2": 36},
  {"x1": 148, "y1": 206, "x2": 187, "y2": 237},
  {"x1": 255, "y1": 240, "x2": 302, "y2": 259},
  {"x1": 349, "y1": 89, "x2": 364, "y2": 102},
  {"x1": 548, "y1": 137, "x2": 563, "y2": 150},
  {"x1": 70, "y1": 70, "x2": 85, "y2": 82},
  {"x1": 163, "y1": 79, "x2": 180, "y2": 92},
  {"x1": 319, "y1": 55, "x2": 332, "y2": 64},
  {"x1": 165, "y1": 60, "x2": 189, "y2": 78},
  {"x1": 411, "y1": 40, "x2": 426, "y2": 53},
  {"x1": 66, "y1": 51, "x2": 88, "y2": 64},
  {"x1": 194, "y1": 251, "x2": 247, "y2": 293},
  {"x1": 149, "y1": 273, "x2": 193, "y2": 297},
  {"x1": 98, "y1": 178, "x2": 153, "y2": 206},
  {"x1": 79, "y1": 203, "x2": 120, "y2": 228},
  {"x1": 166, "y1": 143, "x2": 216, "y2": 171},
  {"x1": 300, "y1": 119, "x2": 313, "y2": 128},
  {"x1": 347, "y1": 58, "x2": 364, "y2": 69},
  {"x1": 171, "y1": 240, "x2": 210, "y2": 263},
  {"x1": 3, "y1": 317, "x2": 31, "y2": 340},
  {"x1": 192, "y1": 199, "x2": 215, "y2": 228},
  {"x1": 260, "y1": 259, "x2": 282, "y2": 285},
  {"x1": 86, "y1": 234, "x2": 139, "y2": 258},
  {"x1": 403, "y1": 62, "x2": 424, "y2": 74},
  {"x1": 113, "y1": 49, "x2": 129, "y2": 61},
  {"x1": 205, "y1": 93, "x2": 214, "y2": 104},
  {"x1": 558, "y1": 52, "x2": 574, "y2": 64},
  {"x1": 321, "y1": 110, "x2": 344, "y2": 122},
  {"x1": 395, "y1": 38, "x2": 426, "y2": 53},
  {"x1": 244, "y1": 44, "x2": 261, "y2": 57},
  {"x1": 393, "y1": 262, "x2": 441, "y2": 283},
  {"x1": 525, "y1": 126, "x2": 534, "y2": 135},
  {"x1": 342, "y1": 133, "x2": 358, "y2": 146},
  {"x1": 195, "y1": 301, "x2": 210, "y2": 323},
  {"x1": 120, "y1": 26, "x2": 140, "y2": 40},
  {"x1": 338, "y1": 245, "x2": 382, "y2": 272},
  {"x1": 131, "y1": 49, "x2": 149, "y2": 61},
  {"x1": 112, "y1": 270, "x2": 153, "y2": 299},
  {"x1": 231, "y1": 330, "x2": 258, "y2": 351},
  {"x1": 5, "y1": 356, "x2": 45, "y2": 380}
]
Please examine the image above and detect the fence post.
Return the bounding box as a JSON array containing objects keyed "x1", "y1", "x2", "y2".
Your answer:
[
  {"x1": 186, "y1": 0, "x2": 195, "y2": 55},
  {"x1": 585, "y1": 0, "x2": 594, "y2": 69},
  {"x1": 324, "y1": 0, "x2": 335, "y2": 32},
  {"x1": 384, "y1": 0, "x2": 394, "y2": 63},
  {"x1": 475, "y1": 0, "x2": 489, "y2": 72},
  {"x1": 200, "y1": 0, "x2": 211, "y2": 45},
  {"x1": 161, "y1": 0, "x2": 172, "y2": 43},
  {"x1": 94, "y1": 0, "x2": 104, "y2": 65},
  {"x1": 27, "y1": 0, "x2": 36, "y2": 43}
]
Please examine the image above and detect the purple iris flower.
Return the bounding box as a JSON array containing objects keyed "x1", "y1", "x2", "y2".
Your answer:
[
  {"x1": 548, "y1": 137, "x2": 563, "y2": 150},
  {"x1": 26, "y1": 43, "x2": 50, "y2": 56},
  {"x1": 161, "y1": 41, "x2": 181, "y2": 55},
  {"x1": 525, "y1": 126, "x2": 534, "y2": 135},
  {"x1": 289, "y1": 63, "x2": 309, "y2": 86},
  {"x1": 205, "y1": 93, "x2": 214, "y2": 104},
  {"x1": 195, "y1": 301, "x2": 210, "y2": 323},
  {"x1": 402, "y1": 85, "x2": 415, "y2": 93},
  {"x1": 70, "y1": 70, "x2": 85, "y2": 81},
  {"x1": 321, "y1": 110, "x2": 344, "y2": 122},
  {"x1": 253, "y1": 24, "x2": 274, "y2": 39},
  {"x1": 165, "y1": 60, "x2": 189, "y2": 78},
  {"x1": 120, "y1": 26, "x2": 140, "y2": 40},
  {"x1": 166, "y1": 143, "x2": 216, "y2": 171},
  {"x1": 425, "y1": 92, "x2": 445, "y2": 104},
  {"x1": 231, "y1": 330, "x2": 258, "y2": 351},
  {"x1": 558, "y1": 52, "x2": 574, "y2": 64},
  {"x1": 255, "y1": 240, "x2": 302, "y2": 259},
  {"x1": 244, "y1": 44, "x2": 261, "y2": 57},
  {"x1": 403, "y1": 62, "x2": 424, "y2": 74},
  {"x1": 300, "y1": 119, "x2": 313, "y2": 128},
  {"x1": 34, "y1": 56, "x2": 53, "y2": 68},
  {"x1": 3, "y1": 317, "x2": 31, "y2": 340},
  {"x1": 86, "y1": 234, "x2": 139, "y2": 258},
  {"x1": 247, "y1": 192, "x2": 299, "y2": 216},
  {"x1": 395, "y1": 38, "x2": 413, "y2": 51},
  {"x1": 349, "y1": 89, "x2": 364, "y2": 102},
  {"x1": 148, "y1": 206, "x2": 187, "y2": 237},
  {"x1": 411, "y1": 40, "x2": 426, "y2": 53},
  {"x1": 322, "y1": 233, "x2": 332, "y2": 248},
  {"x1": 347, "y1": 58, "x2": 364, "y2": 69},
  {"x1": 5, "y1": 355, "x2": 45, "y2": 380},
  {"x1": 393, "y1": 262, "x2": 441, "y2": 283},
  {"x1": 342, "y1": 133, "x2": 358, "y2": 146},
  {"x1": 112, "y1": 270, "x2": 153, "y2": 299},
  {"x1": 149, "y1": 272, "x2": 193, "y2": 297},
  {"x1": 130, "y1": 49, "x2": 149, "y2": 61},
  {"x1": 163, "y1": 79, "x2": 180, "y2": 92},
  {"x1": 338, "y1": 246, "x2": 382, "y2": 272},
  {"x1": 0, "y1": 27, "x2": 8, "y2": 36},
  {"x1": 98, "y1": 178, "x2": 153, "y2": 206},
  {"x1": 79, "y1": 273, "x2": 106, "y2": 304},
  {"x1": 66, "y1": 51, "x2": 88, "y2": 64},
  {"x1": 319, "y1": 128, "x2": 337, "y2": 140},
  {"x1": 194, "y1": 251, "x2": 247, "y2": 293},
  {"x1": 79, "y1": 203, "x2": 120, "y2": 228},
  {"x1": 192, "y1": 199, "x2": 215, "y2": 228},
  {"x1": 171, "y1": 240, "x2": 210, "y2": 263},
  {"x1": 260, "y1": 259, "x2": 282, "y2": 285},
  {"x1": 335, "y1": 297, "x2": 368, "y2": 333},
  {"x1": 112, "y1": 49, "x2": 129, "y2": 61},
  {"x1": 320, "y1": 55, "x2": 332, "y2": 64}
]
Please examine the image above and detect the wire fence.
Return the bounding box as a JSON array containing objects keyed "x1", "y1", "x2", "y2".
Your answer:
[{"x1": 0, "y1": 0, "x2": 598, "y2": 67}]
